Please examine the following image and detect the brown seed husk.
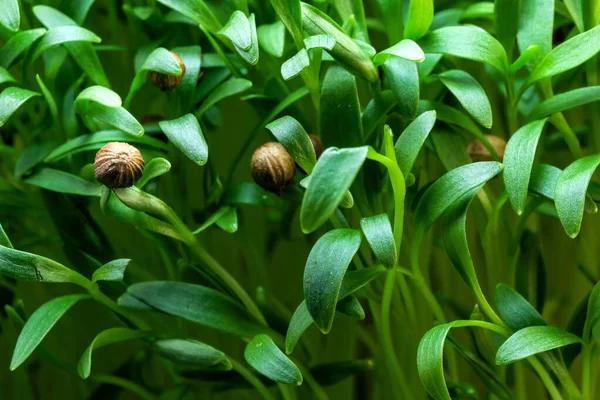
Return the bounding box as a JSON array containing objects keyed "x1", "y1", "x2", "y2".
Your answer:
[
  {"x1": 467, "y1": 135, "x2": 507, "y2": 162},
  {"x1": 149, "y1": 52, "x2": 186, "y2": 92},
  {"x1": 94, "y1": 142, "x2": 145, "y2": 188},
  {"x1": 251, "y1": 142, "x2": 296, "y2": 193}
]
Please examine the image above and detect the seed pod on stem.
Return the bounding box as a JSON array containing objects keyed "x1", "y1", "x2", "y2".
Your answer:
[
  {"x1": 149, "y1": 52, "x2": 186, "y2": 92},
  {"x1": 94, "y1": 142, "x2": 145, "y2": 188},
  {"x1": 251, "y1": 142, "x2": 296, "y2": 193}
]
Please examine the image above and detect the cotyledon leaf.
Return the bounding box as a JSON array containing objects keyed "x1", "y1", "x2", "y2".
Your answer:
[
  {"x1": 496, "y1": 326, "x2": 581, "y2": 365},
  {"x1": 245, "y1": 334, "x2": 302, "y2": 385},
  {"x1": 438, "y1": 69, "x2": 492, "y2": 129}
]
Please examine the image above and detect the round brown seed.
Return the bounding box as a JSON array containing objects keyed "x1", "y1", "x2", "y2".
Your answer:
[
  {"x1": 94, "y1": 142, "x2": 145, "y2": 188},
  {"x1": 149, "y1": 52, "x2": 186, "y2": 92},
  {"x1": 250, "y1": 142, "x2": 296, "y2": 193}
]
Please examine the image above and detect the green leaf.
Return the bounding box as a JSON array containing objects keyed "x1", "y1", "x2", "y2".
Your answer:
[
  {"x1": 218, "y1": 11, "x2": 252, "y2": 51},
  {"x1": 383, "y1": 56, "x2": 419, "y2": 118},
  {"x1": 0, "y1": 244, "x2": 89, "y2": 286},
  {"x1": 395, "y1": 110, "x2": 436, "y2": 176},
  {"x1": 121, "y1": 281, "x2": 269, "y2": 337},
  {"x1": 529, "y1": 25, "x2": 600, "y2": 84},
  {"x1": 300, "y1": 3, "x2": 378, "y2": 83},
  {"x1": 303, "y1": 229, "x2": 362, "y2": 333},
  {"x1": 336, "y1": 295, "x2": 365, "y2": 319},
  {"x1": 257, "y1": 21, "x2": 286, "y2": 57},
  {"x1": 418, "y1": 320, "x2": 502, "y2": 400},
  {"x1": 300, "y1": 147, "x2": 368, "y2": 233},
  {"x1": 360, "y1": 214, "x2": 396, "y2": 267},
  {"x1": 300, "y1": 175, "x2": 354, "y2": 208},
  {"x1": 495, "y1": 0, "x2": 520, "y2": 56},
  {"x1": 511, "y1": 45, "x2": 540, "y2": 72},
  {"x1": 0, "y1": 87, "x2": 41, "y2": 127},
  {"x1": 154, "y1": 339, "x2": 231, "y2": 368},
  {"x1": 281, "y1": 49, "x2": 310, "y2": 81},
  {"x1": 0, "y1": 222, "x2": 13, "y2": 249},
  {"x1": 320, "y1": 65, "x2": 363, "y2": 148},
  {"x1": 285, "y1": 266, "x2": 385, "y2": 354},
  {"x1": 124, "y1": 47, "x2": 184, "y2": 107},
  {"x1": 137, "y1": 158, "x2": 171, "y2": 189},
  {"x1": 585, "y1": 282, "x2": 600, "y2": 342},
  {"x1": 438, "y1": 70, "x2": 492, "y2": 129},
  {"x1": 172, "y1": 45, "x2": 202, "y2": 112},
  {"x1": 78, "y1": 328, "x2": 150, "y2": 378},
  {"x1": 45, "y1": 130, "x2": 167, "y2": 162},
  {"x1": 159, "y1": 114, "x2": 208, "y2": 166},
  {"x1": 215, "y1": 207, "x2": 238, "y2": 233},
  {"x1": 231, "y1": 14, "x2": 259, "y2": 65},
  {"x1": 258, "y1": 53, "x2": 304, "y2": 88},
  {"x1": 304, "y1": 34, "x2": 336, "y2": 51},
  {"x1": 0, "y1": 0, "x2": 20, "y2": 31},
  {"x1": 555, "y1": 154, "x2": 600, "y2": 238},
  {"x1": 413, "y1": 162, "x2": 504, "y2": 245},
  {"x1": 33, "y1": 6, "x2": 109, "y2": 87},
  {"x1": 419, "y1": 26, "x2": 508, "y2": 73},
  {"x1": 24, "y1": 168, "x2": 101, "y2": 197},
  {"x1": 404, "y1": 0, "x2": 434, "y2": 40},
  {"x1": 495, "y1": 284, "x2": 546, "y2": 331},
  {"x1": 197, "y1": 78, "x2": 252, "y2": 116},
  {"x1": 0, "y1": 67, "x2": 16, "y2": 85},
  {"x1": 266, "y1": 116, "x2": 316, "y2": 174},
  {"x1": 517, "y1": 0, "x2": 553, "y2": 68},
  {"x1": 92, "y1": 259, "x2": 131, "y2": 282},
  {"x1": 11, "y1": 294, "x2": 90, "y2": 370},
  {"x1": 156, "y1": 0, "x2": 222, "y2": 33},
  {"x1": 502, "y1": 119, "x2": 548, "y2": 214},
  {"x1": 74, "y1": 86, "x2": 143, "y2": 137},
  {"x1": 496, "y1": 326, "x2": 581, "y2": 365},
  {"x1": 441, "y1": 188, "x2": 484, "y2": 294},
  {"x1": 373, "y1": 39, "x2": 426, "y2": 65},
  {"x1": 30, "y1": 26, "x2": 101, "y2": 61},
  {"x1": 0, "y1": 28, "x2": 47, "y2": 68},
  {"x1": 270, "y1": 0, "x2": 303, "y2": 45},
  {"x1": 245, "y1": 334, "x2": 303, "y2": 385},
  {"x1": 529, "y1": 86, "x2": 600, "y2": 120},
  {"x1": 193, "y1": 206, "x2": 236, "y2": 234}
]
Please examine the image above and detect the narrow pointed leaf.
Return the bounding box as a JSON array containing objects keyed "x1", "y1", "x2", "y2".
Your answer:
[
  {"x1": 24, "y1": 168, "x2": 101, "y2": 197},
  {"x1": 11, "y1": 294, "x2": 90, "y2": 370},
  {"x1": 159, "y1": 114, "x2": 208, "y2": 166},
  {"x1": 121, "y1": 281, "x2": 269, "y2": 337},
  {"x1": 360, "y1": 214, "x2": 396, "y2": 267},
  {"x1": 267, "y1": 116, "x2": 317, "y2": 174},
  {"x1": 154, "y1": 339, "x2": 231, "y2": 369},
  {"x1": 438, "y1": 70, "x2": 492, "y2": 129},
  {"x1": 300, "y1": 147, "x2": 368, "y2": 233},
  {"x1": 303, "y1": 229, "x2": 361, "y2": 333},
  {"x1": 197, "y1": 78, "x2": 252, "y2": 116},
  {"x1": 495, "y1": 284, "x2": 546, "y2": 331},
  {"x1": 0, "y1": 28, "x2": 47, "y2": 68},
  {"x1": 395, "y1": 110, "x2": 436, "y2": 176},
  {"x1": 92, "y1": 259, "x2": 131, "y2": 282},
  {"x1": 555, "y1": 154, "x2": 600, "y2": 238},
  {"x1": 419, "y1": 26, "x2": 508, "y2": 72},
  {"x1": 0, "y1": 0, "x2": 20, "y2": 32},
  {"x1": 529, "y1": 86, "x2": 600, "y2": 120},
  {"x1": 78, "y1": 328, "x2": 150, "y2": 378},
  {"x1": 496, "y1": 326, "x2": 581, "y2": 365},
  {"x1": 286, "y1": 266, "x2": 385, "y2": 354},
  {"x1": 383, "y1": 57, "x2": 419, "y2": 118},
  {"x1": 503, "y1": 119, "x2": 548, "y2": 214},
  {"x1": 245, "y1": 334, "x2": 302, "y2": 385},
  {"x1": 0, "y1": 87, "x2": 40, "y2": 127},
  {"x1": 529, "y1": 25, "x2": 600, "y2": 84},
  {"x1": 404, "y1": 0, "x2": 434, "y2": 40}
]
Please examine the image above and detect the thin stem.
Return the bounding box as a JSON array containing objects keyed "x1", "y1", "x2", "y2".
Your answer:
[
  {"x1": 90, "y1": 374, "x2": 156, "y2": 400},
  {"x1": 528, "y1": 357, "x2": 565, "y2": 400},
  {"x1": 229, "y1": 358, "x2": 275, "y2": 400},
  {"x1": 380, "y1": 269, "x2": 412, "y2": 399}
]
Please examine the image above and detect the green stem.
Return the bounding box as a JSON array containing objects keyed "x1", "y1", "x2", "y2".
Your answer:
[
  {"x1": 229, "y1": 358, "x2": 275, "y2": 400},
  {"x1": 88, "y1": 284, "x2": 150, "y2": 330},
  {"x1": 380, "y1": 269, "x2": 412, "y2": 399},
  {"x1": 90, "y1": 374, "x2": 156, "y2": 400},
  {"x1": 528, "y1": 357, "x2": 565, "y2": 400}
]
